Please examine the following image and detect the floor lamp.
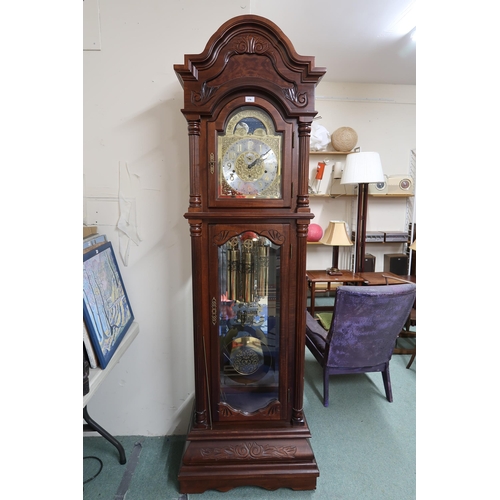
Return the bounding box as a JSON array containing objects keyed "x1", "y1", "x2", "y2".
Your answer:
[{"x1": 340, "y1": 152, "x2": 385, "y2": 273}]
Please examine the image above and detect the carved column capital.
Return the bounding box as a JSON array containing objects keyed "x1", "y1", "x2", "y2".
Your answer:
[
  {"x1": 298, "y1": 121, "x2": 312, "y2": 137},
  {"x1": 189, "y1": 221, "x2": 203, "y2": 238}
]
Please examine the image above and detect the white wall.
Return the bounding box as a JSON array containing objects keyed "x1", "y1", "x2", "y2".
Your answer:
[{"x1": 84, "y1": 1, "x2": 415, "y2": 436}]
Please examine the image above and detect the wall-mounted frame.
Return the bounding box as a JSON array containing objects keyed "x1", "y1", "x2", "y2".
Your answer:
[{"x1": 83, "y1": 241, "x2": 134, "y2": 368}]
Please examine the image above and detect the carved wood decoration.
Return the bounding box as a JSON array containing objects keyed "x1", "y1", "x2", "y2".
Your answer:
[{"x1": 174, "y1": 15, "x2": 325, "y2": 494}]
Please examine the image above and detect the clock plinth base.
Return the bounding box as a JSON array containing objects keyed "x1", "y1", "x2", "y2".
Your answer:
[
  {"x1": 178, "y1": 411, "x2": 319, "y2": 494},
  {"x1": 178, "y1": 463, "x2": 318, "y2": 494}
]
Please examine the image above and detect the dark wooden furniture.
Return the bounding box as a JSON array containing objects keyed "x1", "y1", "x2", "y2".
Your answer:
[
  {"x1": 305, "y1": 284, "x2": 416, "y2": 406},
  {"x1": 396, "y1": 307, "x2": 416, "y2": 368},
  {"x1": 392, "y1": 275, "x2": 416, "y2": 367},
  {"x1": 174, "y1": 15, "x2": 325, "y2": 493},
  {"x1": 306, "y1": 269, "x2": 365, "y2": 317}
]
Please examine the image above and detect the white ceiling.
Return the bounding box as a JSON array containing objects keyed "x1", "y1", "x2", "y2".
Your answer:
[{"x1": 253, "y1": 0, "x2": 416, "y2": 85}]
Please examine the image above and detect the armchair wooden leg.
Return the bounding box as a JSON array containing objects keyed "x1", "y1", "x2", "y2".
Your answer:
[
  {"x1": 406, "y1": 353, "x2": 416, "y2": 369},
  {"x1": 381, "y1": 367, "x2": 393, "y2": 403},
  {"x1": 323, "y1": 370, "x2": 330, "y2": 407}
]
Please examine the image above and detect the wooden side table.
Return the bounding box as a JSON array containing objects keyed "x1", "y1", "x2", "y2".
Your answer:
[{"x1": 306, "y1": 270, "x2": 365, "y2": 317}]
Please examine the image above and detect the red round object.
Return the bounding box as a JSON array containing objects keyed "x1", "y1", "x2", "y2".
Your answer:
[{"x1": 307, "y1": 224, "x2": 323, "y2": 242}]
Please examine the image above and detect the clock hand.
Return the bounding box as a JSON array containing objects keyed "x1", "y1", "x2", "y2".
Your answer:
[{"x1": 248, "y1": 150, "x2": 271, "y2": 169}]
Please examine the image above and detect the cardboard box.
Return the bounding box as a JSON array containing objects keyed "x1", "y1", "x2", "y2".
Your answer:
[{"x1": 83, "y1": 226, "x2": 98, "y2": 238}]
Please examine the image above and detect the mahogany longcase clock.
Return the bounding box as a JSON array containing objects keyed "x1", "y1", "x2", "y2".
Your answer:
[{"x1": 174, "y1": 15, "x2": 325, "y2": 493}]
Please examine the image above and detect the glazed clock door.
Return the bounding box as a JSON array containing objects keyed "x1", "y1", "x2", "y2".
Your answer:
[
  {"x1": 208, "y1": 101, "x2": 293, "y2": 208},
  {"x1": 209, "y1": 224, "x2": 290, "y2": 422}
]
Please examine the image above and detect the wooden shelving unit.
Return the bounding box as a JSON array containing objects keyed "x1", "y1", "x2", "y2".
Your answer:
[
  {"x1": 310, "y1": 193, "x2": 413, "y2": 198},
  {"x1": 309, "y1": 150, "x2": 358, "y2": 155}
]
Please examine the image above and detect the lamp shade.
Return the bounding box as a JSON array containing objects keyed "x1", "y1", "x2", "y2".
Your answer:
[
  {"x1": 409, "y1": 239, "x2": 416, "y2": 251},
  {"x1": 319, "y1": 221, "x2": 353, "y2": 247},
  {"x1": 341, "y1": 152, "x2": 385, "y2": 185}
]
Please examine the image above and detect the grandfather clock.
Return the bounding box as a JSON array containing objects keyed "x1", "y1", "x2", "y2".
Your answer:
[{"x1": 174, "y1": 15, "x2": 325, "y2": 493}]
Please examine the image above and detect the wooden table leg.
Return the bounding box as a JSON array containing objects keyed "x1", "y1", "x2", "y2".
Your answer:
[{"x1": 310, "y1": 282, "x2": 316, "y2": 317}]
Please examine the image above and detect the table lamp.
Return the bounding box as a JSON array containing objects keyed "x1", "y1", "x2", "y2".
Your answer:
[
  {"x1": 341, "y1": 152, "x2": 385, "y2": 272},
  {"x1": 319, "y1": 220, "x2": 353, "y2": 276}
]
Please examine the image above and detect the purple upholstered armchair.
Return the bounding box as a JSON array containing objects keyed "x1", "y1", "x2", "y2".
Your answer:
[{"x1": 305, "y1": 283, "x2": 416, "y2": 407}]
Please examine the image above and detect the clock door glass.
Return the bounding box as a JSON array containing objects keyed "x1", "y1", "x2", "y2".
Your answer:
[
  {"x1": 218, "y1": 107, "x2": 282, "y2": 199},
  {"x1": 218, "y1": 232, "x2": 280, "y2": 416}
]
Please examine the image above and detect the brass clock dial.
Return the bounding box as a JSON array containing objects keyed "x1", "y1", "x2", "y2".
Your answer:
[{"x1": 218, "y1": 107, "x2": 282, "y2": 199}]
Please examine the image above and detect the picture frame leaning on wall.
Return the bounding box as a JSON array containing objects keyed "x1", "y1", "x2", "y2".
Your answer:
[{"x1": 83, "y1": 241, "x2": 134, "y2": 369}]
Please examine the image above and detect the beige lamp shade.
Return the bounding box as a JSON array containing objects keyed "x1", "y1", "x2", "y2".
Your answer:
[
  {"x1": 320, "y1": 221, "x2": 353, "y2": 247},
  {"x1": 341, "y1": 152, "x2": 385, "y2": 185},
  {"x1": 409, "y1": 239, "x2": 416, "y2": 251}
]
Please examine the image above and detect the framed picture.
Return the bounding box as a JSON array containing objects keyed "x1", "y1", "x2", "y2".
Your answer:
[{"x1": 83, "y1": 241, "x2": 134, "y2": 369}]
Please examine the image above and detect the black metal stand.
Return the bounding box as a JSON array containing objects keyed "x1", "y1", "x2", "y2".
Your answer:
[{"x1": 83, "y1": 405, "x2": 127, "y2": 464}]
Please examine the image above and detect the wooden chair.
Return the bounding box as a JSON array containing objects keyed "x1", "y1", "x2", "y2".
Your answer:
[
  {"x1": 305, "y1": 283, "x2": 416, "y2": 407},
  {"x1": 394, "y1": 307, "x2": 416, "y2": 368}
]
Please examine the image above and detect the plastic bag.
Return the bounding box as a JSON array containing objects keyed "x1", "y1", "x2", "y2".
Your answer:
[{"x1": 310, "y1": 122, "x2": 330, "y2": 151}]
